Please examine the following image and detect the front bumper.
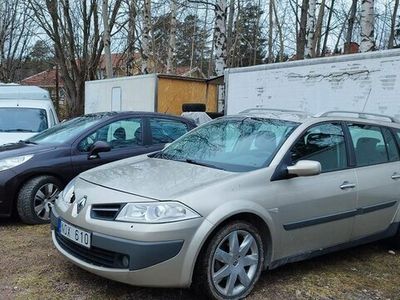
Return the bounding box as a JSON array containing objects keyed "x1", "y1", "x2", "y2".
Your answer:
[
  {"x1": 51, "y1": 208, "x2": 209, "y2": 288},
  {"x1": 0, "y1": 169, "x2": 19, "y2": 217}
]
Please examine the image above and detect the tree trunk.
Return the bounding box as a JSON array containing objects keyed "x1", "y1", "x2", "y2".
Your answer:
[
  {"x1": 360, "y1": 0, "x2": 375, "y2": 52},
  {"x1": 313, "y1": 0, "x2": 325, "y2": 57},
  {"x1": 345, "y1": 0, "x2": 358, "y2": 53},
  {"x1": 297, "y1": 0, "x2": 309, "y2": 60},
  {"x1": 272, "y1": 0, "x2": 284, "y2": 61},
  {"x1": 388, "y1": 0, "x2": 399, "y2": 48},
  {"x1": 127, "y1": 0, "x2": 137, "y2": 75},
  {"x1": 268, "y1": 0, "x2": 274, "y2": 63},
  {"x1": 226, "y1": 0, "x2": 235, "y2": 67},
  {"x1": 141, "y1": 0, "x2": 152, "y2": 74},
  {"x1": 166, "y1": 0, "x2": 177, "y2": 74},
  {"x1": 214, "y1": 0, "x2": 227, "y2": 76},
  {"x1": 102, "y1": 0, "x2": 113, "y2": 78},
  {"x1": 321, "y1": 0, "x2": 335, "y2": 56},
  {"x1": 304, "y1": 0, "x2": 317, "y2": 58}
]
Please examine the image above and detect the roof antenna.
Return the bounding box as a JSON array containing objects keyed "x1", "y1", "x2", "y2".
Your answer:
[{"x1": 361, "y1": 88, "x2": 372, "y2": 113}]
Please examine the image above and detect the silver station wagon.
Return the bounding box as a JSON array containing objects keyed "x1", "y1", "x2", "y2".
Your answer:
[{"x1": 51, "y1": 109, "x2": 400, "y2": 300}]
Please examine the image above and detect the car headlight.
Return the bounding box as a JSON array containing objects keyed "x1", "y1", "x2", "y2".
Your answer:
[
  {"x1": 115, "y1": 202, "x2": 201, "y2": 223},
  {"x1": 0, "y1": 154, "x2": 34, "y2": 171},
  {"x1": 57, "y1": 178, "x2": 76, "y2": 209}
]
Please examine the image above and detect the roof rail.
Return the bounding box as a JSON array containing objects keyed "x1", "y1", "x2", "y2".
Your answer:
[
  {"x1": 240, "y1": 108, "x2": 310, "y2": 118},
  {"x1": 318, "y1": 110, "x2": 399, "y2": 123}
]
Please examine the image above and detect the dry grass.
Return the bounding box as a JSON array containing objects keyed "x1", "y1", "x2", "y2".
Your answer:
[{"x1": 1, "y1": 219, "x2": 399, "y2": 300}]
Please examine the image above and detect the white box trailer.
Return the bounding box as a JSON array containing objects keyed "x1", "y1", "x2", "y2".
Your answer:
[
  {"x1": 85, "y1": 74, "x2": 218, "y2": 115},
  {"x1": 224, "y1": 49, "x2": 400, "y2": 119}
]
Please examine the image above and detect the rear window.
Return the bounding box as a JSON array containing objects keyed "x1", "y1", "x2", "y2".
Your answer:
[{"x1": 0, "y1": 108, "x2": 48, "y2": 133}]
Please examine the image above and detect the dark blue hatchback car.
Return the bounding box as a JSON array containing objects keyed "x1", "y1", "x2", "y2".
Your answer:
[{"x1": 0, "y1": 111, "x2": 196, "y2": 224}]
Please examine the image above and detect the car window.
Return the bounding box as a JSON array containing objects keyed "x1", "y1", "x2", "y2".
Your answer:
[
  {"x1": 395, "y1": 129, "x2": 400, "y2": 146},
  {"x1": 78, "y1": 118, "x2": 142, "y2": 152},
  {"x1": 381, "y1": 128, "x2": 400, "y2": 162},
  {"x1": 160, "y1": 117, "x2": 299, "y2": 172},
  {"x1": 0, "y1": 108, "x2": 48, "y2": 133},
  {"x1": 348, "y1": 124, "x2": 388, "y2": 166},
  {"x1": 49, "y1": 109, "x2": 56, "y2": 126},
  {"x1": 150, "y1": 118, "x2": 189, "y2": 144},
  {"x1": 290, "y1": 123, "x2": 347, "y2": 172}
]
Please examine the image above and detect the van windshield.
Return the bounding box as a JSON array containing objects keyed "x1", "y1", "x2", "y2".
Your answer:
[
  {"x1": 28, "y1": 115, "x2": 105, "y2": 145},
  {"x1": 157, "y1": 117, "x2": 299, "y2": 172},
  {"x1": 0, "y1": 108, "x2": 48, "y2": 133}
]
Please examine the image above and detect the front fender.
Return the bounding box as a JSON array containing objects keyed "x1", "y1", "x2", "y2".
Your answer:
[{"x1": 180, "y1": 200, "x2": 278, "y2": 287}]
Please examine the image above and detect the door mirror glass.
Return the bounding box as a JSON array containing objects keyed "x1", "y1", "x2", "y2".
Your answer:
[
  {"x1": 88, "y1": 141, "x2": 111, "y2": 160},
  {"x1": 287, "y1": 160, "x2": 321, "y2": 177}
]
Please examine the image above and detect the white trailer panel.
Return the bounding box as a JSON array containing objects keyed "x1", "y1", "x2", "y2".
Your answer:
[
  {"x1": 225, "y1": 49, "x2": 400, "y2": 119},
  {"x1": 85, "y1": 74, "x2": 157, "y2": 114}
]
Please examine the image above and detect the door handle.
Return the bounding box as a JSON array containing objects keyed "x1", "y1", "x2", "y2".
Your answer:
[
  {"x1": 340, "y1": 181, "x2": 356, "y2": 190},
  {"x1": 392, "y1": 173, "x2": 400, "y2": 180}
]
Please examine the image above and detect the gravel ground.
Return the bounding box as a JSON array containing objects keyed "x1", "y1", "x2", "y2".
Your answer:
[{"x1": 1, "y1": 218, "x2": 400, "y2": 300}]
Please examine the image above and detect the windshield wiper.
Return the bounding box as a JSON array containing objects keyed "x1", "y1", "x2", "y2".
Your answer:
[
  {"x1": 185, "y1": 159, "x2": 225, "y2": 170},
  {"x1": 4, "y1": 129, "x2": 35, "y2": 133},
  {"x1": 21, "y1": 140, "x2": 37, "y2": 145}
]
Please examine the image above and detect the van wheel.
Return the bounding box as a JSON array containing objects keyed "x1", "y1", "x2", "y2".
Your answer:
[
  {"x1": 17, "y1": 176, "x2": 62, "y2": 225},
  {"x1": 194, "y1": 221, "x2": 264, "y2": 300}
]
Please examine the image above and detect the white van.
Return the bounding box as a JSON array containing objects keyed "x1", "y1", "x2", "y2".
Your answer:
[{"x1": 0, "y1": 85, "x2": 58, "y2": 145}]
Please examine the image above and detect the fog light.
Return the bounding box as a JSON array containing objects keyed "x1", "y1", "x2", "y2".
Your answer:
[{"x1": 122, "y1": 255, "x2": 130, "y2": 268}]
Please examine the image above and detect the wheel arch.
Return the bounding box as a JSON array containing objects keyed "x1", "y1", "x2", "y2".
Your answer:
[{"x1": 184, "y1": 204, "x2": 276, "y2": 287}]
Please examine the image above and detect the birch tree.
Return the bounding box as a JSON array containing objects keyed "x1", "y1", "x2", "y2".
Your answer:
[
  {"x1": 214, "y1": 0, "x2": 227, "y2": 76},
  {"x1": 166, "y1": 0, "x2": 177, "y2": 74},
  {"x1": 304, "y1": 0, "x2": 317, "y2": 58},
  {"x1": 141, "y1": 0, "x2": 152, "y2": 74},
  {"x1": 360, "y1": 0, "x2": 375, "y2": 52}
]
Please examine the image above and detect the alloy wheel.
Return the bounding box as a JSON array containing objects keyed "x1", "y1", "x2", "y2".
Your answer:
[
  {"x1": 211, "y1": 229, "x2": 260, "y2": 298},
  {"x1": 34, "y1": 183, "x2": 60, "y2": 220}
]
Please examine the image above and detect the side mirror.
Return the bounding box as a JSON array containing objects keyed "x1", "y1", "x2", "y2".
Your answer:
[
  {"x1": 88, "y1": 141, "x2": 111, "y2": 160},
  {"x1": 287, "y1": 160, "x2": 321, "y2": 177}
]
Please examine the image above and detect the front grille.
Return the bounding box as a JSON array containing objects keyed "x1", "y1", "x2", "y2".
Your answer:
[
  {"x1": 91, "y1": 204, "x2": 123, "y2": 220},
  {"x1": 55, "y1": 231, "x2": 128, "y2": 269}
]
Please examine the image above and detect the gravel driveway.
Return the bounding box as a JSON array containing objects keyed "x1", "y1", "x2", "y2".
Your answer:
[{"x1": 1, "y1": 219, "x2": 399, "y2": 300}]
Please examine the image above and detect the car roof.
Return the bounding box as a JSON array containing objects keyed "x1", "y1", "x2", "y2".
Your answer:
[
  {"x1": 84, "y1": 111, "x2": 194, "y2": 121},
  {"x1": 235, "y1": 108, "x2": 400, "y2": 129}
]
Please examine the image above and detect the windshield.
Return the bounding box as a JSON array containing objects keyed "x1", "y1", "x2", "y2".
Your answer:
[
  {"x1": 157, "y1": 117, "x2": 299, "y2": 172},
  {"x1": 0, "y1": 108, "x2": 48, "y2": 133},
  {"x1": 28, "y1": 115, "x2": 105, "y2": 144}
]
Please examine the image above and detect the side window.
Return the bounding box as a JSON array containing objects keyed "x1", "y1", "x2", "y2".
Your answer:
[
  {"x1": 290, "y1": 123, "x2": 347, "y2": 172},
  {"x1": 150, "y1": 118, "x2": 189, "y2": 144},
  {"x1": 382, "y1": 128, "x2": 400, "y2": 162},
  {"x1": 78, "y1": 118, "x2": 142, "y2": 151},
  {"x1": 348, "y1": 124, "x2": 388, "y2": 166},
  {"x1": 395, "y1": 129, "x2": 400, "y2": 147}
]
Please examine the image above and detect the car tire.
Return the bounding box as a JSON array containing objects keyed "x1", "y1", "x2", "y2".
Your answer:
[
  {"x1": 393, "y1": 226, "x2": 400, "y2": 249},
  {"x1": 194, "y1": 221, "x2": 265, "y2": 300},
  {"x1": 17, "y1": 176, "x2": 62, "y2": 225}
]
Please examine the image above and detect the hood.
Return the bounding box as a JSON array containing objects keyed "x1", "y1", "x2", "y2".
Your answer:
[
  {"x1": 80, "y1": 156, "x2": 236, "y2": 200},
  {"x1": 0, "y1": 141, "x2": 56, "y2": 159},
  {"x1": 0, "y1": 132, "x2": 36, "y2": 146}
]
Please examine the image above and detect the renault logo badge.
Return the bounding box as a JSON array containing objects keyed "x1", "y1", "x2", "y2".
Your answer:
[{"x1": 76, "y1": 196, "x2": 87, "y2": 214}]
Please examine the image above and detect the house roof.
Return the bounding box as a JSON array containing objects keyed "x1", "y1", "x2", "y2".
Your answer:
[{"x1": 21, "y1": 68, "x2": 64, "y2": 87}]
